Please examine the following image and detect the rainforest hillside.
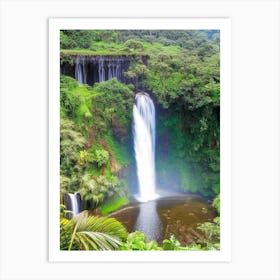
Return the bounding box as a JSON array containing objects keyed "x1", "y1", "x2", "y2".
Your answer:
[
  {"x1": 59, "y1": 29, "x2": 220, "y2": 251},
  {"x1": 60, "y1": 30, "x2": 220, "y2": 199}
]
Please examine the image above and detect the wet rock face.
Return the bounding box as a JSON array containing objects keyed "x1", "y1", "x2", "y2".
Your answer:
[{"x1": 60, "y1": 55, "x2": 131, "y2": 85}]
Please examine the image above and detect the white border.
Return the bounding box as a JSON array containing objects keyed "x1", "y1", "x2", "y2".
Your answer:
[{"x1": 49, "y1": 18, "x2": 231, "y2": 262}]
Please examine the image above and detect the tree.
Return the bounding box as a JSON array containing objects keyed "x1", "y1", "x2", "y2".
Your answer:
[
  {"x1": 78, "y1": 174, "x2": 126, "y2": 208},
  {"x1": 124, "y1": 59, "x2": 148, "y2": 88},
  {"x1": 124, "y1": 39, "x2": 144, "y2": 52},
  {"x1": 60, "y1": 119, "x2": 86, "y2": 175}
]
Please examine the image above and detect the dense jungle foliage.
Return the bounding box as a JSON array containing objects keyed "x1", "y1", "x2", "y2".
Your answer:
[{"x1": 59, "y1": 30, "x2": 220, "y2": 251}]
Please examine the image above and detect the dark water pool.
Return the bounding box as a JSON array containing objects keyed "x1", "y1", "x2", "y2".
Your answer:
[{"x1": 109, "y1": 195, "x2": 216, "y2": 246}]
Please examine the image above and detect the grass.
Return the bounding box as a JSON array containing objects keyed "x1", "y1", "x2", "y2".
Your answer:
[
  {"x1": 104, "y1": 132, "x2": 132, "y2": 166},
  {"x1": 61, "y1": 49, "x2": 130, "y2": 56},
  {"x1": 61, "y1": 41, "x2": 182, "y2": 57},
  {"x1": 101, "y1": 195, "x2": 129, "y2": 215}
]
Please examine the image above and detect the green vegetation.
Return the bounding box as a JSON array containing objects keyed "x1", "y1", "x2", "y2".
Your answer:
[
  {"x1": 60, "y1": 76, "x2": 133, "y2": 207},
  {"x1": 60, "y1": 30, "x2": 219, "y2": 56},
  {"x1": 101, "y1": 195, "x2": 129, "y2": 215},
  {"x1": 60, "y1": 210, "x2": 128, "y2": 250},
  {"x1": 61, "y1": 30, "x2": 220, "y2": 197},
  {"x1": 212, "y1": 193, "x2": 220, "y2": 214},
  {"x1": 120, "y1": 231, "x2": 162, "y2": 251},
  {"x1": 60, "y1": 119, "x2": 86, "y2": 180},
  {"x1": 162, "y1": 235, "x2": 218, "y2": 251},
  {"x1": 60, "y1": 211, "x2": 220, "y2": 251},
  {"x1": 143, "y1": 42, "x2": 220, "y2": 197},
  {"x1": 59, "y1": 30, "x2": 221, "y2": 251},
  {"x1": 92, "y1": 149, "x2": 109, "y2": 167},
  {"x1": 195, "y1": 195, "x2": 220, "y2": 250},
  {"x1": 79, "y1": 174, "x2": 127, "y2": 208}
]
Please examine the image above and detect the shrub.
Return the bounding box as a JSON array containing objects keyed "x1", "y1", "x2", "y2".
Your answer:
[
  {"x1": 93, "y1": 149, "x2": 109, "y2": 167},
  {"x1": 79, "y1": 174, "x2": 126, "y2": 208},
  {"x1": 212, "y1": 194, "x2": 220, "y2": 214},
  {"x1": 60, "y1": 88, "x2": 81, "y2": 118},
  {"x1": 196, "y1": 216, "x2": 220, "y2": 250},
  {"x1": 120, "y1": 231, "x2": 162, "y2": 251},
  {"x1": 124, "y1": 39, "x2": 144, "y2": 52},
  {"x1": 78, "y1": 150, "x2": 89, "y2": 166},
  {"x1": 60, "y1": 119, "x2": 86, "y2": 174},
  {"x1": 162, "y1": 235, "x2": 181, "y2": 250}
]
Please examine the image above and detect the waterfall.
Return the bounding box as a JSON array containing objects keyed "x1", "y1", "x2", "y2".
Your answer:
[
  {"x1": 108, "y1": 62, "x2": 113, "y2": 80},
  {"x1": 75, "y1": 56, "x2": 86, "y2": 84},
  {"x1": 65, "y1": 192, "x2": 80, "y2": 217},
  {"x1": 72, "y1": 55, "x2": 131, "y2": 85},
  {"x1": 116, "y1": 63, "x2": 121, "y2": 81},
  {"x1": 133, "y1": 92, "x2": 157, "y2": 202},
  {"x1": 98, "y1": 57, "x2": 106, "y2": 82}
]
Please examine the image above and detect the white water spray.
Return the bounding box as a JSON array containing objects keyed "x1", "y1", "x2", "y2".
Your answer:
[{"x1": 133, "y1": 92, "x2": 158, "y2": 202}]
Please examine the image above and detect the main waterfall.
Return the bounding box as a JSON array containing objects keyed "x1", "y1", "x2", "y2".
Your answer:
[{"x1": 133, "y1": 92, "x2": 158, "y2": 202}]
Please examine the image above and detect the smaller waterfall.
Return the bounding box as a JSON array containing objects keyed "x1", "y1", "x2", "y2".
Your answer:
[
  {"x1": 116, "y1": 63, "x2": 121, "y2": 81},
  {"x1": 72, "y1": 55, "x2": 131, "y2": 85},
  {"x1": 64, "y1": 192, "x2": 81, "y2": 217},
  {"x1": 98, "y1": 57, "x2": 106, "y2": 82},
  {"x1": 108, "y1": 63, "x2": 113, "y2": 80},
  {"x1": 75, "y1": 56, "x2": 86, "y2": 84}
]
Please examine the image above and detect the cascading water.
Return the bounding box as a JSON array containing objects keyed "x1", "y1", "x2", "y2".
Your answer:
[
  {"x1": 98, "y1": 57, "x2": 106, "y2": 82},
  {"x1": 133, "y1": 92, "x2": 158, "y2": 202},
  {"x1": 75, "y1": 56, "x2": 86, "y2": 84},
  {"x1": 67, "y1": 192, "x2": 80, "y2": 216},
  {"x1": 72, "y1": 56, "x2": 130, "y2": 85}
]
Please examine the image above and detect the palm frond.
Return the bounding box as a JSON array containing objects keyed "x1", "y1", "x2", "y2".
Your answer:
[{"x1": 60, "y1": 210, "x2": 128, "y2": 251}]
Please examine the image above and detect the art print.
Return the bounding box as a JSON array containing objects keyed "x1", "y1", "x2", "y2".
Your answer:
[{"x1": 49, "y1": 18, "x2": 231, "y2": 262}]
